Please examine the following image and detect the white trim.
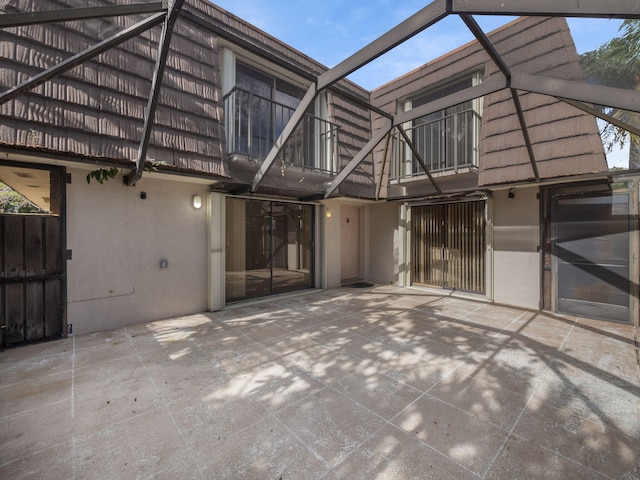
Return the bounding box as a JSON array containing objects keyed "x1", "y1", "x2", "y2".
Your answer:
[
  {"x1": 220, "y1": 47, "x2": 236, "y2": 96},
  {"x1": 485, "y1": 195, "x2": 494, "y2": 301},
  {"x1": 217, "y1": 39, "x2": 310, "y2": 90},
  {"x1": 207, "y1": 192, "x2": 226, "y2": 311},
  {"x1": 399, "y1": 203, "x2": 411, "y2": 287}
]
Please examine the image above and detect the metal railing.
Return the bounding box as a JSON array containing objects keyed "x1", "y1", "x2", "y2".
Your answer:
[
  {"x1": 224, "y1": 87, "x2": 339, "y2": 174},
  {"x1": 390, "y1": 108, "x2": 481, "y2": 180}
]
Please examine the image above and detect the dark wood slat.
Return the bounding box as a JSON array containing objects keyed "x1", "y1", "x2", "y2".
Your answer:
[
  {"x1": 45, "y1": 216, "x2": 61, "y2": 274},
  {"x1": 3, "y1": 216, "x2": 24, "y2": 279},
  {"x1": 25, "y1": 217, "x2": 44, "y2": 276},
  {"x1": 26, "y1": 282, "x2": 44, "y2": 341},
  {"x1": 5, "y1": 283, "x2": 25, "y2": 344},
  {"x1": 44, "y1": 279, "x2": 62, "y2": 338}
]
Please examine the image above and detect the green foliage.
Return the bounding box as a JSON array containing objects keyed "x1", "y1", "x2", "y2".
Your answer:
[
  {"x1": 580, "y1": 20, "x2": 640, "y2": 165},
  {"x1": 0, "y1": 181, "x2": 47, "y2": 214},
  {"x1": 86, "y1": 167, "x2": 120, "y2": 184},
  {"x1": 144, "y1": 160, "x2": 167, "y2": 173},
  {"x1": 581, "y1": 20, "x2": 640, "y2": 89},
  {"x1": 85, "y1": 161, "x2": 167, "y2": 184}
]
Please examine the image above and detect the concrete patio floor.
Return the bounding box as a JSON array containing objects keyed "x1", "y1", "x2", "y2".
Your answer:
[{"x1": 1, "y1": 286, "x2": 639, "y2": 479}]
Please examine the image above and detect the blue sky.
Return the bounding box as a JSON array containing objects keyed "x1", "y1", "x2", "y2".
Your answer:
[
  {"x1": 210, "y1": 1, "x2": 627, "y2": 166},
  {"x1": 210, "y1": 0, "x2": 622, "y2": 90}
]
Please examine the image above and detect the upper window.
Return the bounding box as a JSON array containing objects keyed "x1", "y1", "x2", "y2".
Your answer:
[
  {"x1": 391, "y1": 72, "x2": 483, "y2": 180},
  {"x1": 222, "y1": 49, "x2": 338, "y2": 174},
  {"x1": 236, "y1": 62, "x2": 304, "y2": 109}
]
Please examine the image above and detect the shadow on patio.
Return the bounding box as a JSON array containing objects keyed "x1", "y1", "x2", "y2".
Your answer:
[{"x1": 1, "y1": 286, "x2": 638, "y2": 479}]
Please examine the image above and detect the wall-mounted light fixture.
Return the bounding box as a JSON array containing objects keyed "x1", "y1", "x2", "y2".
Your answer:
[
  {"x1": 325, "y1": 208, "x2": 332, "y2": 219},
  {"x1": 508, "y1": 188, "x2": 515, "y2": 199},
  {"x1": 192, "y1": 194, "x2": 202, "y2": 209}
]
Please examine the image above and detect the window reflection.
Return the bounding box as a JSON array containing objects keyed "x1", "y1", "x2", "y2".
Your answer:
[{"x1": 225, "y1": 198, "x2": 314, "y2": 302}]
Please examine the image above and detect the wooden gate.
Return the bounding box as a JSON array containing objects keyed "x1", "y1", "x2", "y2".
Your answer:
[
  {"x1": 0, "y1": 162, "x2": 66, "y2": 347},
  {"x1": 1, "y1": 214, "x2": 64, "y2": 346},
  {"x1": 411, "y1": 201, "x2": 485, "y2": 293}
]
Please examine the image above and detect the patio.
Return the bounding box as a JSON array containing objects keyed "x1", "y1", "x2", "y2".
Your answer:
[{"x1": 1, "y1": 286, "x2": 638, "y2": 479}]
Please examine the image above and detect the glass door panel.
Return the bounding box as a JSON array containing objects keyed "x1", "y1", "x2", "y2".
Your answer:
[
  {"x1": 225, "y1": 198, "x2": 314, "y2": 302},
  {"x1": 554, "y1": 192, "x2": 631, "y2": 323}
]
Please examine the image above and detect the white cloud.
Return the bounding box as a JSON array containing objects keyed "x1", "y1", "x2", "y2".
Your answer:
[{"x1": 348, "y1": 21, "x2": 475, "y2": 89}]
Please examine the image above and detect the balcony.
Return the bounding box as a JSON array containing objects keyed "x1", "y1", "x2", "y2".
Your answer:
[
  {"x1": 224, "y1": 87, "x2": 340, "y2": 175},
  {"x1": 390, "y1": 108, "x2": 481, "y2": 183}
]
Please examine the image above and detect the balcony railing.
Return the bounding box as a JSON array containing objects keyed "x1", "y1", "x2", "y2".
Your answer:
[
  {"x1": 224, "y1": 87, "x2": 340, "y2": 175},
  {"x1": 390, "y1": 108, "x2": 481, "y2": 181}
]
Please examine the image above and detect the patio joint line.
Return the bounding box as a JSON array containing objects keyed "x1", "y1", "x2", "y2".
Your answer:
[
  {"x1": 508, "y1": 430, "x2": 619, "y2": 480},
  {"x1": 71, "y1": 335, "x2": 76, "y2": 480},
  {"x1": 392, "y1": 308, "x2": 532, "y2": 410},
  {"x1": 316, "y1": 306, "x2": 529, "y2": 479},
  {"x1": 0, "y1": 440, "x2": 72, "y2": 470},
  {"x1": 217, "y1": 385, "x2": 333, "y2": 471},
  {"x1": 0, "y1": 397, "x2": 69, "y2": 420},
  {"x1": 319, "y1": 384, "x2": 482, "y2": 479},
  {"x1": 635, "y1": 324, "x2": 640, "y2": 385},
  {"x1": 359, "y1": 308, "x2": 533, "y2": 476},
  {"x1": 480, "y1": 316, "x2": 583, "y2": 480},
  {"x1": 538, "y1": 317, "x2": 640, "y2": 442},
  {"x1": 425, "y1": 300, "x2": 493, "y2": 335},
  {"x1": 124, "y1": 326, "x2": 207, "y2": 480},
  {"x1": 269, "y1": 405, "x2": 334, "y2": 471}
]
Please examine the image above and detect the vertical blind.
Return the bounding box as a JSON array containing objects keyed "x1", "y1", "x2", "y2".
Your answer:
[{"x1": 411, "y1": 201, "x2": 485, "y2": 293}]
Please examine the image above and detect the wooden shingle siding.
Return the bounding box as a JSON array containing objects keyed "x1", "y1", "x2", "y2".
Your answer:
[
  {"x1": 0, "y1": 0, "x2": 226, "y2": 175},
  {"x1": 479, "y1": 18, "x2": 605, "y2": 185},
  {"x1": 327, "y1": 92, "x2": 372, "y2": 184},
  {"x1": 371, "y1": 16, "x2": 607, "y2": 192},
  {"x1": 183, "y1": 0, "x2": 373, "y2": 183},
  {"x1": 1, "y1": 0, "x2": 371, "y2": 182},
  {"x1": 185, "y1": 0, "x2": 326, "y2": 78}
]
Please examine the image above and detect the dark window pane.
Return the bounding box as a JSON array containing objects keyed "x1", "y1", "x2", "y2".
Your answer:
[{"x1": 225, "y1": 198, "x2": 314, "y2": 302}]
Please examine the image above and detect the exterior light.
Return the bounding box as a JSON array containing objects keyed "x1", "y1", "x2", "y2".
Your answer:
[
  {"x1": 192, "y1": 194, "x2": 202, "y2": 209},
  {"x1": 326, "y1": 209, "x2": 332, "y2": 218}
]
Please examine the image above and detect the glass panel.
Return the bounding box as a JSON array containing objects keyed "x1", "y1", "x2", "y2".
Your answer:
[
  {"x1": 556, "y1": 193, "x2": 631, "y2": 322},
  {"x1": 444, "y1": 202, "x2": 485, "y2": 293},
  {"x1": 225, "y1": 198, "x2": 271, "y2": 301},
  {"x1": 411, "y1": 205, "x2": 444, "y2": 287},
  {"x1": 412, "y1": 77, "x2": 473, "y2": 108},
  {"x1": 236, "y1": 64, "x2": 273, "y2": 158},
  {"x1": 412, "y1": 202, "x2": 485, "y2": 294},
  {"x1": 226, "y1": 62, "x2": 340, "y2": 171},
  {"x1": 409, "y1": 74, "x2": 478, "y2": 175},
  {"x1": 271, "y1": 202, "x2": 314, "y2": 295},
  {"x1": 225, "y1": 198, "x2": 314, "y2": 302},
  {"x1": 236, "y1": 63, "x2": 272, "y2": 97},
  {"x1": 274, "y1": 78, "x2": 304, "y2": 109}
]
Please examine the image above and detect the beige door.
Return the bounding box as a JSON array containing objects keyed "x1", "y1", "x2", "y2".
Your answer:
[{"x1": 340, "y1": 205, "x2": 360, "y2": 280}]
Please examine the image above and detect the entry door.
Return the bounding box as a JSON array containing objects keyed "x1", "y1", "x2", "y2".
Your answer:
[
  {"x1": 340, "y1": 205, "x2": 360, "y2": 280},
  {"x1": 411, "y1": 201, "x2": 485, "y2": 293},
  {"x1": 554, "y1": 192, "x2": 632, "y2": 323}
]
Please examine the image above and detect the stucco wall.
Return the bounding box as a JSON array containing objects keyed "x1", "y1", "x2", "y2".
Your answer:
[
  {"x1": 491, "y1": 186, "x2": 540, "y2": 309},
  {"x1": 66, "y1": 168, "x2": 209, "y2": 334},
  {"x1": 322, "y1": 199, "x2": 342, "y2": 289},
  {"x1": 367, "y1": 202, "x2": 400, "y2": 286}
]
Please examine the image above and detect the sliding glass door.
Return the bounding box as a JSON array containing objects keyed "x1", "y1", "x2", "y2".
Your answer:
[
  {"x1": 225, "y1": 198, "x2": 314, "y2": 302},
  {"x1": 411, "y1": 201, "x2": 485, "y2": 293}
]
